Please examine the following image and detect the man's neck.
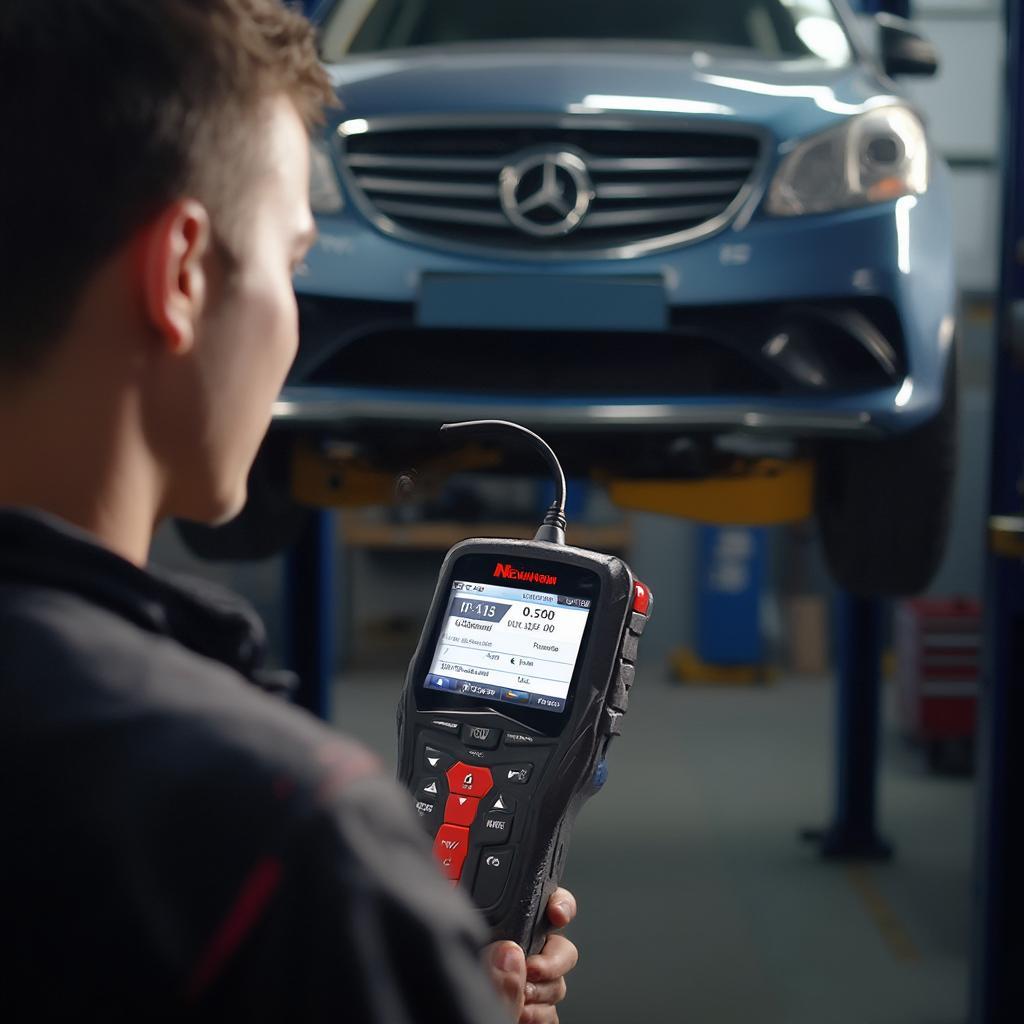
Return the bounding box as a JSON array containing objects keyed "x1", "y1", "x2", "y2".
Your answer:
[{"x1": 0, "y1": 370, "x2": 158, "y2": 567}]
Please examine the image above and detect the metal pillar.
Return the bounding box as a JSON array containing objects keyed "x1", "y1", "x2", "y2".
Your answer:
[
  {"x1": 804, "y1": 593, "x2": 893, "y2": 860},
  {"x1": 284, "y1": 508, "x2": 335, "y2": 719},
  {"x1": 970, "y1": 0, "x2": 1024, "y2": 1018},
  {"x1": 854, "y1": 0, "x2": 911, "y2": 19}
]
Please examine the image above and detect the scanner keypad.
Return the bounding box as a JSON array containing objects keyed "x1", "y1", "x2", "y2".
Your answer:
[{"x1": 410, "y1": 720, "x2": 552, "y2": 896}]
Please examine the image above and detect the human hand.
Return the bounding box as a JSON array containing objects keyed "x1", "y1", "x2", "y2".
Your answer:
[{"x1": 484, "y1": 887, "x2": 579, "y2": 1023}]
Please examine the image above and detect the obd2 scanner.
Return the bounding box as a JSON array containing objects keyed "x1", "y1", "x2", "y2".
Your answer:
[{"x1": 398, "y1": 421, "x2": 652, "y2": 954}]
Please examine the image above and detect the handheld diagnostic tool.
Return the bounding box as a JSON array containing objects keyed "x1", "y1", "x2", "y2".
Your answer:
[{"x1": 398, "y1": 421, "x2": 652, "y2": 954}]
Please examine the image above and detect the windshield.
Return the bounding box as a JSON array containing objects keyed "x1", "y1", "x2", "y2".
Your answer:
[{"x1": 321, "y1": 0, "x2": 852, "y2": 65}]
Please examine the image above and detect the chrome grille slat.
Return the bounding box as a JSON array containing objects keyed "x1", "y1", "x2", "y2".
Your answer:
[
  {"x1": 356, "y1": 175, "x2": 500, "y2": 199},
  {"x1": 375, "y1": 198, "x2": 509, "y2": 228},
  {"x1": 585, "y1": 156, "x2": 756, "y2": 173},
  {"x1": 581, "y1": 201, "x2": 729, "y2": 229},
  {"x1": 347, "y1": 153, "x2": 508, "y2": 172},
  {"x1": 340, "y1": 116, "x2": 764, "y2": 258},
  {"x1": 594, "y1": 178, "x2": 746, "y2": 200}
]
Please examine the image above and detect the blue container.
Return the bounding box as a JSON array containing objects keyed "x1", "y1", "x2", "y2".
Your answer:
[{"x1": 695, "y1": 525, "x2": 766, "y2": 666}]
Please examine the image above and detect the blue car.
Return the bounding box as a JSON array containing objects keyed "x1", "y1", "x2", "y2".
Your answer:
[{"x1": 184, "y1": 0, "x2": 956, "y2": 596}]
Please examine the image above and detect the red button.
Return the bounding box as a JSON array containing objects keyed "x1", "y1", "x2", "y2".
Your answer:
[
  {"x1": 444, "y1": 794, "x2": 480, "y2": 826},
  {"x1": 633, "y1": 581, "x2": 651, "y2": 615},
  {"x1": 433, "y1": 824, "x2": 470, "y2": 880},
  {"x1": 446, "y1": 762, "x2": 493, "y2": 799}
]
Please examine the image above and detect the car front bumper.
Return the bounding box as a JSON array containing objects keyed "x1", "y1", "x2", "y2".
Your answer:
[{"x1": 284, "y1": 172, "x2": 956, "y2": 441}]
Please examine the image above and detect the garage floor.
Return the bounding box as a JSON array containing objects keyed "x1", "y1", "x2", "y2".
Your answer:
[{"x1": 332, "y1": 670, "x2": 974, "y2": 1024}]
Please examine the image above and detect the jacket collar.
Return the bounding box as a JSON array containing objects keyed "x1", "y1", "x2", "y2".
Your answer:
[{"x1": 0, "y1": 508, "x2": 296, "y2": 695}]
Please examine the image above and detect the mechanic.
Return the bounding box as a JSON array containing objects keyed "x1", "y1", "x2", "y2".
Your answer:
[{"x1": 0, "y1": 1, "x2": 578, "y2": 1020}]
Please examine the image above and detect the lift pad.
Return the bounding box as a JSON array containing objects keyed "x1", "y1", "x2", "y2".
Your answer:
[
  {"x1": 291, "y1": 442, "x2": 395, "y2": 508},
  {"x1": 608, "y1": 458, "x2": 813, "y2": 525},
  {"x1": 989, "y1": 514, "x2": 1024, "y2": 560},
  {"x1": 290, "y1": 441, "x2": 502, "y2": 508}
]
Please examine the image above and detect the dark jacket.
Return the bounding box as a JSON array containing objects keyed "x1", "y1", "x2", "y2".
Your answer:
[{"x1": 0, "y1": 509, "x2": 505, "y2": 1022}]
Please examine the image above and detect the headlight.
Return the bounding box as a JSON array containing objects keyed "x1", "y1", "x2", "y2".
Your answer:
[
  {"x1": 310, "y1": 139, "x2": 344, "y2": 214},
  {"x1": 766, "y1": 106, "x2": 928, "y2": 216}
]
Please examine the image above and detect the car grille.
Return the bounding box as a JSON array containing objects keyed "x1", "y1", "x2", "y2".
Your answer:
[{"x1": 339, "y1": 117, "x2": 763, "y2": 258}]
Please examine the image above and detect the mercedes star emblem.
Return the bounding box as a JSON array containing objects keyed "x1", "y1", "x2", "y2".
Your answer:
[{"x1": 499, "y1": 150, "x2": 595, "y2": 238}]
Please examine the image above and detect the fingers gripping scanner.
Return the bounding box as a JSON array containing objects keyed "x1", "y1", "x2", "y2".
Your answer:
[{"x1": 398, "y1": 421, "x2": 652, "y2": 955}]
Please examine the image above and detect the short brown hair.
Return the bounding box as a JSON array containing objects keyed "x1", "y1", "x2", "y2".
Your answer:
[{"x1": 0, "y1": 0, "x2": 332, "y2": 371}]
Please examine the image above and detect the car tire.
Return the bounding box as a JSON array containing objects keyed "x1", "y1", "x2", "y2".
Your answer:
[
  {"x1": 815, "y1": 352, "x2": 958, "y2": 597},
  {"x1": 174, "y1": 436, "x2": 312, "y2": 562}
]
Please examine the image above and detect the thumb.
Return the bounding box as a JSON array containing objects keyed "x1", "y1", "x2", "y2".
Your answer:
[{"x1": 486, "y1": 940, "x2": 527, "y2": 1019}]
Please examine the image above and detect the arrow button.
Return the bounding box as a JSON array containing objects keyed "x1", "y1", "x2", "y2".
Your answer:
[
  {"x1": 490, "y1": 793, "x2": 515, "y2": 814},
  {"x1": 423, "y1": 746, "x2": 454, "y2": 773},
  {"x1": 444, "y1": 793, "x2": 480, "y2": 827}
]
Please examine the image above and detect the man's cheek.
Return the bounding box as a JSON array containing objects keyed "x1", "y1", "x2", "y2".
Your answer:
[
  {"x1": 266, "y1": 285, "x2": 300, "y2": 380},
  {"x1": 246, "y1": 278, "x2": 294, "y2": 357}
]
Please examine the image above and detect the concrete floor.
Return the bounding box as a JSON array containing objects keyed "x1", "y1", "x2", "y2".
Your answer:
[{"x1": 332, "y1": 670, "x2": 974, "y2": 1024}]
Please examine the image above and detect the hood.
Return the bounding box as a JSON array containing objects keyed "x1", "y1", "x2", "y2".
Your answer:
[{"x1": 323, "y1": 44, "x2": 900, "y2": 142}]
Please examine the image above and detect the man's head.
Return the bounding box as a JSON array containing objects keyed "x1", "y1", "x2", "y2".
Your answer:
[{"x1": 0, "y1": 0, "x2": 331, "y2": 528}]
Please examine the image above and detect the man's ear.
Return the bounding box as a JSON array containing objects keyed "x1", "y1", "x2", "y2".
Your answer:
[{"x1": 139, "y1": 199, "x2": 212, "y2": 356}]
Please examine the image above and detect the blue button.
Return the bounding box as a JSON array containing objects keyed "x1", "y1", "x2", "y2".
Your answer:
[{"x1": 593, "y1": 759, "x2": 609, "y2": 791}]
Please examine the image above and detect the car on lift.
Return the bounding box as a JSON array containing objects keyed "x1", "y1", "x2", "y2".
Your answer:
[{"x1": 180, "y1": 0, "x2": 956, "y2": 597}]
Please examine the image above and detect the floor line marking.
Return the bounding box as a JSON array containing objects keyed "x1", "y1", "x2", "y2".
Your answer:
[{"x1": 845, "y1": 865, "x2": 921, "y2": 963}]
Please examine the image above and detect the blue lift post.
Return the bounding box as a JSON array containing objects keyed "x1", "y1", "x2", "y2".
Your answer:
[
  {"x1": 803, "y1": 593, "x2": 893, "y2": 860},
  {"x1": 971, "y1": 0, "x2": 1024, "y2": 1019},
  {"x1": 822, "y1": 594, "x2": 892, "y2": 859},
  {"x1": 284, "y1": 509, "x2": 336, "y2": 719}
]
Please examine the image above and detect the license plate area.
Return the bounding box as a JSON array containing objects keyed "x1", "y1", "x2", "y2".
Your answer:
[{"x1": 417, "y1": 273, "x2": 668, "y2": 333}]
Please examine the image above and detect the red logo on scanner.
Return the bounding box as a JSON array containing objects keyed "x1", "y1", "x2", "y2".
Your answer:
[{"x1": 493, "y1": 563, "x2": 558, "y2": 586}]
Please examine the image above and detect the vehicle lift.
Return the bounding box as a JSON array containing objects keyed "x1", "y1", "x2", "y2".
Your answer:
[
  {"x1": 283, "y1": 0, "x2": 1022, "y2": 1016},
  {"x1": 285, "y1": 456, "x2": 893, "y2": 864}
]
